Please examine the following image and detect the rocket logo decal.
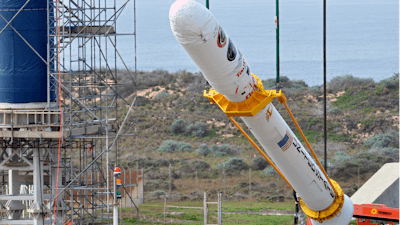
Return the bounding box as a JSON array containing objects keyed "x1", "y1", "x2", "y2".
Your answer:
[
  {"x1": 277, "y1": 130, "x2": 293, "y2": 152},
  {"x1": 371, "y1": 208, "x2": 378, "y2": 215},
  {"x1": 265, "y1": 105, "x2": 273, "y2": 122},
  {"x1": 227, "y1": 39, "x2": 237, "y2": 61},
  {"x1": 236, "y1": 59, "x2": 246, "y2": 77},
  {"x1": 199, "y1": 33, "x2": 207, "y2": 43},
  {"x1": 217, "y1": 26, "x2": 227, "y2": 48}
]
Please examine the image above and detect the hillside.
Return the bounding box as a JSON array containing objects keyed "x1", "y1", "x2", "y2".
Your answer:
[{"x1": 113, "y1": 70, "x2": 399, "y2": 201}]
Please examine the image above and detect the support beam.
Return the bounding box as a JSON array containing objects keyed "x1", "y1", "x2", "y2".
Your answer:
[
  {"x1": 31, "y1": 149, "x2": 44, "y2": 225},
  {"x1": 6, "y1": 170, "x2": 25, "y2": 220}
]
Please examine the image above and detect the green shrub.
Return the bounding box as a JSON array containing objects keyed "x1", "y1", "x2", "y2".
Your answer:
[
  {"x1": 196, "y1": 144, "x2": 211, "y2": 156},
  {"x1": 328, "y1": 75, "x2": 374, "y2": 91},
  {"x1": 262, "y1": 76, "x2": 307, "y2": 91},
  {"x1": 210, "y1": 145, "x2": 219, "y2": 153},
  {"x1": 153, "y1": 190, "x2": 166, "y2": 197},
  {"x1": 364, "y1": 133, "x2": 395, "y2": 149},
  {"x1": 156, "y1": 91, "x2": 170, "y2": 99},
  {"x1": 332, "y1": 152, "x2": 395, "y2": 180},
  {"x1": 191, "y1": 160, "x2": 210, "y2": 172},
  {"x1": 211, "y1": 144, "x2": 235, "y2": 157},
  {"x1": 380, "y1": 73, "x2": 399, "y2": 89},
  {"x1": 213, "y1": 151, "x2": 227, "y2": 157},
  {"x1": 327, "y1": 107, "x2": 342, "y2": 115},
  {"x1": 180, "y1": 71, "x2": 193, "y2": 83},
  {"x1": 171, "y1": 120, "x2": 210, "y2": 137},
  {"x1": 216, "y1": 157, "x2": 249, "y2": 172},
  {"x1": 317, "y1": 158, "x2": 333, "y2": 168},
  {"x1": 158, "y1": 140, "x2": 192, "y2": 153},
  {"x1": 333, "y1": 151, "x2": 352, "y2": 162},
  {"x1": 374, "y1": 147, "x2": 399, "y2": 159},
  {"x1": 177, "y1": 142, "x2": 193, "y2": 152},
  {"x1": 262, "y1": 79, "x2": 278, "y2": 89},
  {"x1": 136, "y1": 96, "x2": 150, "y2": 107},
  {"x1": 308, "y1": 86, "x2": 321, "y2": 93},
  {"x1": 170, "y1": 119, "x2": 186, "y2": 134},
  {"x1": 251, "y1": 157, "x2": 269, "y2": 170},
  {"x1": 186, "y1": 122, "x2": 209, "y2": 137},
  {"x1": 288, "y1": 80, "x2": 307, "y2": 91},
  {"x1": 263, "y1": 166, "x2": 278, "y2": 177},
  {"x1": 158, "y1": 140, "x2": 178, "y2": 153}
]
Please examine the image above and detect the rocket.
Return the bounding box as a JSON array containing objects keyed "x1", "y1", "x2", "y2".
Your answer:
[{"x1": 169, "y1": 0, "x2": 353, "y2": 224}]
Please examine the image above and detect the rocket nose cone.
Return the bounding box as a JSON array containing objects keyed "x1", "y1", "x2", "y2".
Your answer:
[
  {"x1": 169, "y1": 0, "x2": 190, "y2": 18},
  {"x1": 169, "y1": 0, "x2": 216, "y2": 45}
]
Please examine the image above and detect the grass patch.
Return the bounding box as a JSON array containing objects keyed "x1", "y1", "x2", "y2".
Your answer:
[
  {"x1": 293, "y1": 129, "x2": 322, "y2": 143},
  {"x1": 333, "y1": 89, "x2": 371, "y2": 110},
  {"x1": 328, "y1": 133, "x2": 352, "y2": 143},
  {"x1": 122, "y1": 200, "x2": 298, "y2": 225}
]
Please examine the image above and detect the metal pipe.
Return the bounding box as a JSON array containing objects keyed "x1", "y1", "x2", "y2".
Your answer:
[
  {"x1": 323, "y1": 0, "x2": 327, "y2": 173},
  {"x1": 275, "y1": 0, "x2": 280, "y2": 89}
]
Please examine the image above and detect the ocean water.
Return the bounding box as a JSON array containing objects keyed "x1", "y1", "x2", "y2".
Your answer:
[{"x1": 116, "y1": 0, "x2": 399, "y2": 86}]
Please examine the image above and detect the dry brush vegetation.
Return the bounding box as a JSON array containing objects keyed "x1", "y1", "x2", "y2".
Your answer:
[{"x1": 112, "y1": 69, "x2": 399, "y2": 204}]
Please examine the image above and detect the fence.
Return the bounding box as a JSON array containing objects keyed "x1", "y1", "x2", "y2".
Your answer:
[{"x1": 164, "y1": 193, "x2": 222, "y2": 225}]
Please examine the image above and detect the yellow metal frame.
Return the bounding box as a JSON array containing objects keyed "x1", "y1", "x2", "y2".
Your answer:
[
  {"x1": 204, "y1": 75, "x2": 286, "y2": 117},
  {"x1": 299, "y1": 179, "x2": 345, "y2": 222},
  {"x1": 203, "y1": 74, "x2": 344, "y2": 222}
]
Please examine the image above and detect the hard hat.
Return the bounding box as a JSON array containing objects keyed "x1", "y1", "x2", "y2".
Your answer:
[
  {"x1": 114, "y1": 167, "x2": 121, "y2": 176},
  {"x1": 116, "y1": 178, "x2": 122, "y2": 186}
]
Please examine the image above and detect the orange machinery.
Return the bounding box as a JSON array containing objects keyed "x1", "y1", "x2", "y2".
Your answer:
[{"x1": 306, "y1": 204, "x2": 399, "y2": 225}]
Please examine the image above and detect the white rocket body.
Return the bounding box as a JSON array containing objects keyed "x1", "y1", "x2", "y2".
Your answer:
[{"x1": 169, "y1": 1, "x2": 353, "y2": 224}]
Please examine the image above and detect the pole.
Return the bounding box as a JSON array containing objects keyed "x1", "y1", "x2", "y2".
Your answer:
[
  {"x1": 169, "y1": 164, "x2": 172, "y2": 201},
  {"x1": 203, "y1": 193, "x2": 207, "y2": 225},
  {"x1": 206, "y1": 0, "x2": 209, "y2": 9},
  {"x1": 223, "y1": 164, "x2": 226, "y2": 201},
  {"x1": 141, "y1": 168, "x2": 144, "y2": 204},
  {"x1": 164, "y1": 198, "x2": 167, "y2": 225},
  {"x1": 130, "y1": 169, "x2": 132, "y2": 205},
  {"x1": 196, "y1": 170, "x2": 198, "y2": 191},
  {"x1": 113, "y1": 175, "x2": 118, "y2": 225},
  {"x1": 293, "y1": 191, "x2": 299, "y2": 224},
  {"x1": 136, "y1": 162, "x2": 139, "y2": 204},
  {"x1": 275, "y1": 0, "x2": 280, "y2": 91},
  {"x1": 218, "y1": 193, "x2": 222, "y2": 225},
  {"x1": 277, "y1": 174, "x2": 279, "y2": 192},
  {"x1": 323, "y1": 0, "x2": 327, "y2": 172},
  {"x1": 249, "y1": 168, "x2": 252, "y2": 198},
  {"x1": 106, "y1": 108, "x2": 110, "y2": 212},
  {"x1": 123, "y1": 167, "x2": 126, "y2": 207},
  {"x1": 33, "y1": 149, "x2": 44, "y2": 225}
]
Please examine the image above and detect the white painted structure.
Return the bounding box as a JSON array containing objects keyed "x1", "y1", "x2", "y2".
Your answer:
[
  {"x1": 169, "y1": 1, "x2": 354, "y2": 224},
  {"x1": 351, "y1": 163, "x2": 399, "y2": 208}
]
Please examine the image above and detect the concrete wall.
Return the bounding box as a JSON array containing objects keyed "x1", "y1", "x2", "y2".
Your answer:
[{"x1": 373, "y1": 178, "x2": 399, "y2": 208}]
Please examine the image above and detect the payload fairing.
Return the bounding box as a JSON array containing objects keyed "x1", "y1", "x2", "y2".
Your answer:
[{"x1": 169, "y1": 0, "x2": 353, "y2": 224}]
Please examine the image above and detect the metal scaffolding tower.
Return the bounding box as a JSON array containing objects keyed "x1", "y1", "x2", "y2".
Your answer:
[{"x1": 0, "y1": 0, "x2": 138, "y2": 224}]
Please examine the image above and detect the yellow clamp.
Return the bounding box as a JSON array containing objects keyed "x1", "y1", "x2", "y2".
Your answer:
[
  {"x1": 299, "y1": 179, "x2": 345, "y2": 223},
  {"x1": 203, "y1": 74, "x2": 287, "y2": 117}
]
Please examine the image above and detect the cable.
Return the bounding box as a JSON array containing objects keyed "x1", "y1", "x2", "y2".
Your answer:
[
  {"x1": 53, "y1": 0, "x2": 63, "y2": 224},
  {"x1": 283, "y1": 102, "x2": 337, "y2": 197},
  {"x1": 275, "y1": 0, "x2": 280, "y2": 92},
  {"x1": 228, "y1": 116, "x2": 294, "y2": 190},
  {"x1": 323, "y1": 0, "x2": 327, "y2": 173}
]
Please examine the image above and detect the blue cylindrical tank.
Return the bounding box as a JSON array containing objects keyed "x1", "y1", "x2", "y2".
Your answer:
[{"x1": 0, "y1": 0, "x2": 55, "y2": 106}]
